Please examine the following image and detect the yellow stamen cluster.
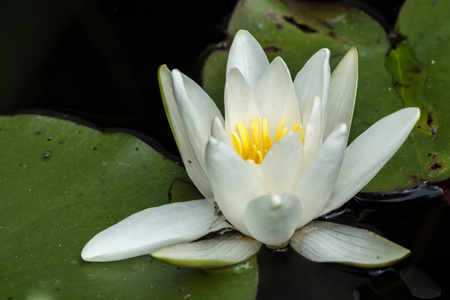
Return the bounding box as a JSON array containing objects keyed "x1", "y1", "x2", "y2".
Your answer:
[{"x1": 231, "y1": 117, "x2": 304, "y2": 164}]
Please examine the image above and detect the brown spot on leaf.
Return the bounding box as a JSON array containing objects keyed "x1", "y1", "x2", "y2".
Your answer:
[
  {"x1": 283, "y1": 16, "x2": 317, "y2": 33},
  {"x1": 427, "y1": 112, "x2": 436, "y2": 135},
  {"x1": 320, "y1": 21, "x2": 333, "y2": 30},
  {"x1": 409, "y1": 174, "x2": 424, "y2": 185},
  {"x1": 264, "y1": 46, "x2": 282, "y2": 53},
  {"x1": 430, "y1": 163, "x2": 442, "y2": 171},
  {"x1": 265, "y1": 9, "x2": 283, "y2": 24},
  {"x1": 410, "y1": 65, "x2": 422, "y2": 73}
]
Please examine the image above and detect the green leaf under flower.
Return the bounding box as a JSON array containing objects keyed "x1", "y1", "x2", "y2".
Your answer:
[{"x1": 0, "y1": 114, "x2": 258, "y2": 299}]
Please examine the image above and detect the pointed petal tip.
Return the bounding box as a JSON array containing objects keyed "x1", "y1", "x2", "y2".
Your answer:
[
  {"x1": 171, "y1": 68, "x2": 182, "y2": 80},
  {"x1": 244, "y1": 194, "x2": 302, "y2": 246},
  {"x1": 318, "y1": 48, "x2": 331, "y2": 57},
  {"x1": 235, "y1": 29, "x2": 252, "y2": 38},
  {"x1": 338, "y1": 46, "x2": 358, "y2": 69},
  {"x1": 270, "y1": 56, "x2": 290, "y2": 71},
  {"x1": 409, "y1": 106, "x2": 421, "y2": 120},
  {"x1": 157, "y1": 64, "x2": 169, "y2": 75},
  {"x1": 347, "y1": 46, "x2": 358, "y2": 58},
  {"x1": 336, "y1": 122, "x2": 348, "y2": 134},
  {"x1": 81, "y1": 243, "x2": 95, "y2": 262},
  {"x1": 80, "y1": 237, "x2": 124, "y2": 262},
  {"x1": 207, "y1": 136, "x2": 219, "y2": 147}
]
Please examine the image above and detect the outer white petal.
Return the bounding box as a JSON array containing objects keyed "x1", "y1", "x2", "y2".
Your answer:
[
  {"x1": 226, "y1": 30, "x2": 269, "y2": 90},
  {"x1": 324, "y1": 47, "x2": 358, "y2": 141},
  {"x1": 255, "y1": 57, "x2": 301, "y2": 136},
  {"x1": 295, "y1": 124, "x2": 347, "y2": 228},
  {"x1": 303, "y1": 97, "x2": 322, "y2": 165},
  {"x1": 322, "y1": 107, "x2": 420, "y2": 215},
  {"x1": 159, "y1": 66, "x2": 212, "y2": 197},
  {"x1": 173, "y1": 70, "x2": 223, "y2": 173},
  {"x1": 294, "y1": 48, "x2": 330, "y2": 121},
  {"x1": 205, "y1": 137, "x2": 264, "y2": 236},
  {"x1": 258, "y1": 132, "x2": 304, "y2": 194},
  {"x1": 290, "y1": 221, "x2": 410, "y2": 268},
  {"x1": 244, "y1": 194, "x2": 302, "y2": 246},
  {"x1": 151, "y1": 233, "x2": 261, "y2": 268},
  {"x1": 224, "y1": 68, "x2": 260, "y2": 135},
  {"x1": 82, "y1": 199, "x2": 226, "y2": 262}
]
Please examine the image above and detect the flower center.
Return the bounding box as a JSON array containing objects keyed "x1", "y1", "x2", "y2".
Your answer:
[{"x1": 231, "y1": 117, "x2": 304, "y2": 164}]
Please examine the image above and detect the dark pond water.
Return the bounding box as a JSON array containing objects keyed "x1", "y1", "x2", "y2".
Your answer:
[{"x1": 257, "y1": 182, "x2": 449, "y2": 299}]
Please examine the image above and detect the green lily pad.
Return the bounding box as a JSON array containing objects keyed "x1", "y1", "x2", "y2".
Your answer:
[
  {"x1": 202, "y1": 0, "x2": 450, "y2": 192},
  {"x1": 0, "y1": 115, "x2": 257, "y2": 299},
  {"x1": 385, "y1": 0, "x2": 450, "y2": 183}
]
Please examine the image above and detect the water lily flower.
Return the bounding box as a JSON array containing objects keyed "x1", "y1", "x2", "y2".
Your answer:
[{"x1": 82, "y1": 30, "x2": 420, "y2": 268}]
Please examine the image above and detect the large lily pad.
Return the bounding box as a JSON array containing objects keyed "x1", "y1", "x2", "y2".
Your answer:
[
  {"x1": 202, "y1": 0, "x2": 450, "y2": 192},
  {"x1": 0, "y1": 115, "x2": 257, "y2": 299}
]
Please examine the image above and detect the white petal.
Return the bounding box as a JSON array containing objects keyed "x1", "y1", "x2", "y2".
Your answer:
[
  {"x1": 205, "y1": 137, "x2": 264, "y2": 236},
  {"x1": 224, "y1": 68, "x2": 260, "y2": 135},
  {"x1": 159, "y1": 66, "x2": 212, "y2": 197},
  {"x1": 226, "y1": 30, "x2": 269, "y2": 90},
  {"x1": 324, "y1": 47, "x2": 358, "y2": 141},
  {"x1": 322, "y1": 107, "x2": 420, "y2": 215},
  {"x1": 290, "y1": 221, "x2": 410, "y2": 268},
  {"x1": 295, "y1": 124, "x2": 347, "y2": 228},
  {"x1": 151, "y1": 233, "x2": 261, "y2": 268},
  {"x1": 258, "y1": 132, "x2": 304, "y2": 194},
  {"x1": 172, "y1": 69, "x2": 223, "y2": 177},
  {"x1": 255, "y1": 57, "x2": 301, "y2": 136},
  {"x1": 82, "y1": 199, "x2": 225, "y2": 262},
  {"x1": 244, "y1": 194, "x2": 302, "y2": 246},
  {"x1": 303, "y1": 97, "x2": 322, "y2": 165},
  {"x1": 294, "y1": 48, "x2": 330, "y2": 121},
  {"x1": 211, "y1": 116, "x2": 232, "y2": 146}
]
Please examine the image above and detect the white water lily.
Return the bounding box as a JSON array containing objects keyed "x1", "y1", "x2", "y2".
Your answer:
[{"x1": 82, "y1": 30, "x2": 419, "y2": 268}]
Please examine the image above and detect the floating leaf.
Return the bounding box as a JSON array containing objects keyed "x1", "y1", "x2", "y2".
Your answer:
[{"x1": 0, "y1": 115, "x2": 257, "y2": 299}]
